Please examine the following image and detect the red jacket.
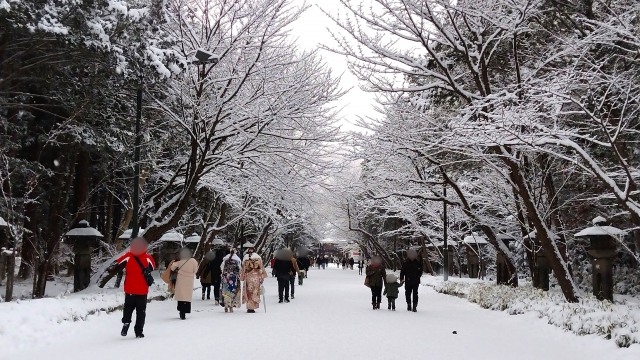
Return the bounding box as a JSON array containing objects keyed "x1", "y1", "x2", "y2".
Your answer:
[{"x1": 117, "y1": 252, "x2": 156, "y2": 295}]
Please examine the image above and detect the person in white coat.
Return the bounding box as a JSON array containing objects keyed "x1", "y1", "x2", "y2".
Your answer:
[{"x1": 170, "y1": 248, "x2": 198, "y2": 319}]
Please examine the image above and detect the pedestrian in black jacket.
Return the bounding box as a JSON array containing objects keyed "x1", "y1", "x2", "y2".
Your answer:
[
  {"x1": 273, "y1": 249, "x2": 297, "y2": 302},
  {"x1": 400, "y1": 249, "x2": 423, "y2": 312}
]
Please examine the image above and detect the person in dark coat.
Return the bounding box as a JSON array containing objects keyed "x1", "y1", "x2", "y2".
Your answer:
[
  {"x1": 400, "y1": 249, "x2": 423, "y2": 312},
  {"x1": 349, "y1": 257, "x2": 355, "y2": 270},
  {"x1": 196, "y1": 251, "x2": 215, "y2": 300},
  {"x1": 297, "y1": 255, "x2": 310, "y2": 274},
  {"x1": 365, "y1": 256, "x2": 386, "y2": 310},
  {"x1": 273, "y1": 248, "x2": 297, "y2": 303},
  {"x1": 358, "y1": 260, "x2": 364, "y2": 275},
  {"x1": 210, "y1": 249, "x2": 225, "y2": 305}
]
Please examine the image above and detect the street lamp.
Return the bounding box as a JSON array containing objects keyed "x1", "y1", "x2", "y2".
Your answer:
[
  {"x1": 443, "y1": 183, "x2": 448, "y2": 281},
  {"x1": 130, "y1": 49, "x2": 219, "y2": 240}
]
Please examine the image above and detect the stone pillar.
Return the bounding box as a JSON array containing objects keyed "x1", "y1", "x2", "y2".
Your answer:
[
  {"x1": 535, "y1": 249, "x2": 550, "y2": 291},
  {"x1": 466, "y1": 244, "x2": 480, "y2": 279},
  {"x1": 73, "y1": 242, "x2": 93, "y2": 292},
  {"x1": 587, "y1": 238, "x2": 616, "y2": 301},
  {"x1": 496, "y1": 252, "x2": 509, "y2": 285},
  {"x1": 591, "y1": 256, "x2": 614, "y2": 301}
]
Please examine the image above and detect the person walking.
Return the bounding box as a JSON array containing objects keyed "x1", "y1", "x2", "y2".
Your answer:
[
  {"x1": 210, "y1": 249, "x2": 224, "y2": 305},
  {"x1": 171, "y1": 248, "x2": 198, "y2": 320},
  {"x1": 117, "y1": 237, "x2": 156, "y2": 338},
  {"x1": 289, "y1": 252, "x2": 301, "y2": 299},
  {"x1": 270, "y1": 257, "x2": 276, "y2": 277},
  {"x1": 196, "y1": 250, "x2": 215, "y2": 300},
  {"x1": 358, "y1": 260, "x2": 364, "y2": 275},
  {"x1": 273, "y1": 248, "x2": 296, "y2": 303},
  {"x1": 240, "y1": 245, "x2": 268, "y2": 313},
  {"x1": 220, "y1": 248, "x2": 242, "y2": 312},
  {"x1": 296, "y1": 251, "x2": 311, "y2": 285},
  {"x1": 365, "y1": 256, "x2": 386, "y2": 310},
  {"x1": 383, "y1": 273, "x2": 403, "y2": 311},
  {"x1": 349, "y1": 257, "x2": 355, "y2": 270},
  {"x1": 400, "y1": 249, "x2": 423, "y2": 312}
]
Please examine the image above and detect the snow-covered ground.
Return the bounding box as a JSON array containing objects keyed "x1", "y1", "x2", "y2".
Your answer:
[{"x1": 3, "y1": 265, "x2": 640, "y2": 359}]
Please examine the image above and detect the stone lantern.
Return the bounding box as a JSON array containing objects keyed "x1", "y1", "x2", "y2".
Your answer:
[
  {"x1": 463, "y1": 233, "x2": 487, "y2": 279},
  {"x1": 64, "y1": 220, "x2": 103, "y2": 292},
  {"x1": 211, "y1": 237, "x2": 225, "y2": 248},
  {"x1": 184, "y1": 233, "x2": 201, "y2": 251},
  {"x1": 0, "y1": 216, "x2": 7, "y2": 249},
  {"x1": 436, "y1": 241, "x2": 457, "y2": 276},
  {"x1": 495, "y1": 234, "x2": 515, "y2": 285},
  {"x1": 523, "y1": 230, "x2": 559, "y2": 291},
  {"x1": 241, "y1": 241, "x2": 255, "y2": 258},
  {"x1": 0, "y1": 216, "x2": 8, "y2": 284},
  {"x1": 574, "y1": 216, "x2": 624, "y2": 301}
]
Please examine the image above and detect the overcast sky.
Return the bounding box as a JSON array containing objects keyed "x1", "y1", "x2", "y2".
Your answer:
[{"x1": 287, "y1": 0, "x2": 378, "y2": 132}]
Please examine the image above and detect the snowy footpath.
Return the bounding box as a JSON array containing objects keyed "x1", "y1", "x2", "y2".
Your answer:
[{"x1": 4, "y1": 265, "x2": 640, "y2": 360}]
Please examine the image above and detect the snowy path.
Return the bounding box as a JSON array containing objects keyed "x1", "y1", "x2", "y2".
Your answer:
[{"x1": 8, "y1": 265, "x2": 640, "y2": 360}]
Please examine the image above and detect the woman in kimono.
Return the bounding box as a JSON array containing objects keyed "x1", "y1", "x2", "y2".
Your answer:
[
  {"x1": 220, "y1": 248, "x2": 242, "y2": 313},
  {"x1": 240, "y1": 245, "x2": 268, "y2": 313}
]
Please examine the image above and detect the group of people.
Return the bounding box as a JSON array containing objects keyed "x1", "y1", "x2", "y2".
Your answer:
[
  {"x1": 115, "y1": 237, "x2": 314, "y2": 338},
  {"x1": 364, "y1": 249, "x2": 423, "y2": 312},
  {"x1": 162, "y1": 245, "x2": 270, "y2": 316}
]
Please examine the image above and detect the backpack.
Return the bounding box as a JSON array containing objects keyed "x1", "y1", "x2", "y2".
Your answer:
[{"x1": 133, "y1": 256, "x2": 154, "y2": 287}]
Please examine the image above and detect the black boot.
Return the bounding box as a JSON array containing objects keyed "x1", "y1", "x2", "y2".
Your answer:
[
  {"x1": 388, "y1": 302, "x2": 392, "y2": 310},
  {"x1": 372, "y1": 303, "x2": 376, "y2": 310},
  {"x1": 135, "y1": 333, "x2": 145, "y2": 338},
  {"x1": 180, "y1": 311, "x2": 186, "y2": 320},
  {"x1": 202, "y1": 293, "x2": 205, "y2": 300},
  {"x1": 407, "y1": 304, "x2": 412, "y2": 311},
  {"x1": 121, "y1": 323, "x2": 130, "y2": 337}
]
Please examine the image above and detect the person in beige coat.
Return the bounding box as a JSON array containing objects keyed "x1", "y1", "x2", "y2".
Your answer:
[{"x1": 170, "y1": 248, "x2": 198, "y2": 320}]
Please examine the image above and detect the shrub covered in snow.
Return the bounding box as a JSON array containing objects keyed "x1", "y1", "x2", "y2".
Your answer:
[{"x1": 425, "y1": 278, "x2": 640, "y2": 348}]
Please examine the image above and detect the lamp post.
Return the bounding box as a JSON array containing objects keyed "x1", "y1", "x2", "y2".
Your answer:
[
  {"x1": 130, "y1": 49, "x2": 220, "y2": 240},
  {"x1": 443, "y1": 183, "x2": 448, "y2": 281}
]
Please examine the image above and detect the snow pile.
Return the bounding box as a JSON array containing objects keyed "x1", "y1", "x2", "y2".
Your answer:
[
  {"x1": 0, "y1": 282, "x2": 169, "y2": 351},
  {"x1": 423, "y1": 277, "x2": 640, "y2": 347}
]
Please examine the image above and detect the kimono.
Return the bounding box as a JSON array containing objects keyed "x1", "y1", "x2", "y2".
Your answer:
[
  {"x1": 240, "y1": 253, "x2": 268, "y2": 310},
  {"x1": 220, "y1": 254, "x2": 242, "y2": 308}
]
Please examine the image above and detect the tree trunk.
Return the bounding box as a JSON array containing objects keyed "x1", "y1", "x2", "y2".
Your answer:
[
  {"x1": 104, "y1": 184, "x2": 114, "y2": 244},
  {"x1": 501, "y1": 151, "x2": 578, "y2": 302},
  {"x1": 73, "y1": 149, "x2": 90, "y2": 222},
  {"x1": 18, "y1": 198, "x2": 38, "y2": 280}
]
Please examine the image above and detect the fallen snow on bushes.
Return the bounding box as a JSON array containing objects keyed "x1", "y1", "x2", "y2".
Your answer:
[
  {"x1": 0, "y1": 278, "x2": 169, "y2": 352},
  {"x1": 423, "y1": 276, "x2": 640, "y2": 347}
]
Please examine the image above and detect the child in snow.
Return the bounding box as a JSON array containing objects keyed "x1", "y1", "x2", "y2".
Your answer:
[{"x1": 383, "y1": 273, "x2": 403, "y2": 311}]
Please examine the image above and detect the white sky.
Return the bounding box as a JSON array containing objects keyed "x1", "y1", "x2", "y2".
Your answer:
[{"x1": 287, "y1": 0, "x2": 379, "y2": 132}]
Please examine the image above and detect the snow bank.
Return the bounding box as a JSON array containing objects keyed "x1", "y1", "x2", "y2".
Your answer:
[
  {"x1": 423, "y1": 276, "x2": 640, "y2": 347},
  {"x1": 0, "y1": 281, "x2": 169, "y2": 351}
]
